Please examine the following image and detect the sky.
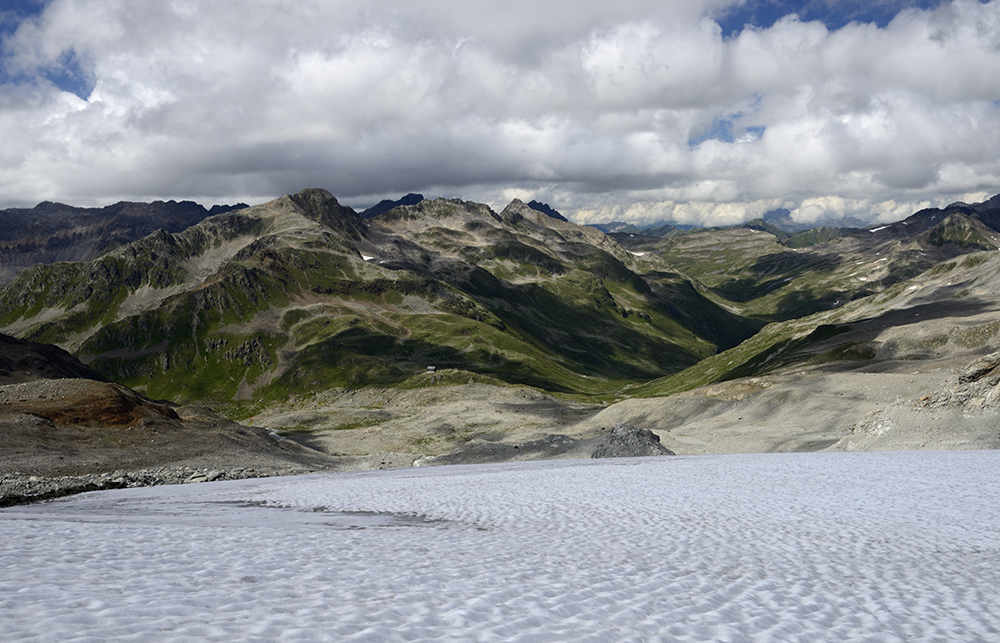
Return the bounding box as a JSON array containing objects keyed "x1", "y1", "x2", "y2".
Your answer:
[{"x1": 1, "y1": 0, "x2": 999, "y2": 226}]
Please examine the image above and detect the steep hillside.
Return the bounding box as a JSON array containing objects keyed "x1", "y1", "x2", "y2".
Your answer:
[
  {"x1": 0, "y1": 199, "x2": 247, "y2": 284},
  {"x1": 0, "y1": 189, "x2": 759, "y2": 406}
]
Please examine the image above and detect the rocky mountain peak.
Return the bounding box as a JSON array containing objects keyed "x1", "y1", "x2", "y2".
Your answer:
[
  {"x1": 499, "y1": 199, "x2": 572, "y2": 229},
  {"x1": 526, "y1": 200, "x2": 568, "y2": 222},
  {"x1": 288, "y1": 188, "x2": 367, "y2": 240},
  {"x1": 498, "y1": 198, "x2": 532, "y2": 225}
]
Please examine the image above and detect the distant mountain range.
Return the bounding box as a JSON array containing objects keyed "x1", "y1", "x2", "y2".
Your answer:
[
  {"x1": 591, "y1": 208, "x2": 873, "y2": 238},
  {"x1": 589, "y1": 221, "x2": 697, "y2": 235},
  {"x1": 361, "y1": 194, "x2": 568, "y2": 222},
  {"x1": 0, "y1": 199, "x2": 247, "y2": 284}
]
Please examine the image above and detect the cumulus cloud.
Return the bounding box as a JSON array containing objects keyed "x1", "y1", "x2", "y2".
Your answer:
[{"x1": 0, "y1": 0, "x2": 998, "y2": 226}]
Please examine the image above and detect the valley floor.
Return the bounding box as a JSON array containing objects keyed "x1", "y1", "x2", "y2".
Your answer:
[{"x1": 2, "y1": 451, "x2": 998, "y2": 641}]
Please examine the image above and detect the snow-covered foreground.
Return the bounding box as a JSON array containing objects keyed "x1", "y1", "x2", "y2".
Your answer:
[{"x1": 2, "y1": 452, "x2": 999, "y2": 642}]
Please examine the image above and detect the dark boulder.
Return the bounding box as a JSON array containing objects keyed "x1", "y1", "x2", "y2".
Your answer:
[{"x1": 591, "y1": 423, "x2": 675, "y2": 458}]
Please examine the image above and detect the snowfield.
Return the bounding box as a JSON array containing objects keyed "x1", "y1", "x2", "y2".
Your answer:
[{"x1": 2, "y1": 451, "x2": 999, "y2": 642}]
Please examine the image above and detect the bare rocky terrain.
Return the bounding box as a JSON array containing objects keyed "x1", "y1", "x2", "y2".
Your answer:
[
  {"x1": 0, "y1": 333, "x2": 339, "y2": 505},
  {"x1": 251, "y1": 350, "x2": 999, "y2": 466}
]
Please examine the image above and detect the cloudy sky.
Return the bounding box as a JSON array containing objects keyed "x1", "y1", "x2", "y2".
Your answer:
[{"x1": 1, "y1": 0, "x2": 999, "y2": 225}]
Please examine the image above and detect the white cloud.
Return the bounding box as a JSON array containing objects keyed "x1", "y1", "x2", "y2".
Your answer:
[{"x1": 0, "y1": 0, "x2": 998, "y2": 226}]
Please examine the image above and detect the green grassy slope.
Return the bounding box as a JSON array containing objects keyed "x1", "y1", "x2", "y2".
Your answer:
[{"x1": 0, "y1": 190, "x2": 761, "y2": 403}]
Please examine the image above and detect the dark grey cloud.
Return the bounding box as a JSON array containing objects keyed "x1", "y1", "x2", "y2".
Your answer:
[{"x1": 0, "y1": 0, "x2": 998, "y2": 226}]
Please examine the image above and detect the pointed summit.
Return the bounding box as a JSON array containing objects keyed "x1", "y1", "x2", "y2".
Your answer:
[{"x1": 289, "y1": 188, "x2": 367, "y2": 240}]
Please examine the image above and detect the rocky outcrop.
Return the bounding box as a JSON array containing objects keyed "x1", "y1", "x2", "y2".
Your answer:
[
  {"x1": 919, "y1": 350, "x2": 1000, "y2": 409},
  {"x1": 591, "y1": 423, "x2": 675, "y2": 458},
  {"x1": 0, "y1": 332, "x2": 338, "y2": 491},
  {"x1": 957, "y1": 350, "x2": 1000, "y2": 384}
]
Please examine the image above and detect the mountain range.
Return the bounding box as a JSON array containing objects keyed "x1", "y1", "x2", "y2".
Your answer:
[
  {"x1": 0, "y1": 199, "x2": 247, "y2": 284},
  {"x1": 3, "y1": 188, "x2": 1000, "y2": 473}
]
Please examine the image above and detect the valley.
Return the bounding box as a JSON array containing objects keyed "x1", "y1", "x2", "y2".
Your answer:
[{"x1": 3, "y1": 189, "x2": 1000, "y2": 488}]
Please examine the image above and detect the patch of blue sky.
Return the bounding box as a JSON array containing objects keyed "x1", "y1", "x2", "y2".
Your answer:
[
  {"x1": 0, "y1": 0, "x2": 44, "y2": 36},
  {"x1": 714, "y1": 0, "x2": 956, "y2": 38},
  {"x1": 40, "y1": 48, "x2": 95, "y2": 99},
  {"x1": 0, "y1": 1, "x2": 95, "y2": 99},
  {"x1": 688, "y1": 114, "x2": 766, "y2": 147},
  {"x1": 688, "y1": 117, "x2": 737, "y2": 147},
  {"x1": 688, "y1": 94, "x2": 766, "y2": 147},
  {"x1": 0, "y1": 1, "x2": 42, "y2": 87}
]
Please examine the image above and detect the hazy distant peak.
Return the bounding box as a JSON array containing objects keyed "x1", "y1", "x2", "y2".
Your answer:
[
  {"x1": 360, "y1": 193, "x2": 424, "y2": 218},
  {"x1": 208, "y1": 203, "x2": 249, "y2": 215},
  {"x1": 526, "y1": 200, "x2": 568, "y2": 222}
]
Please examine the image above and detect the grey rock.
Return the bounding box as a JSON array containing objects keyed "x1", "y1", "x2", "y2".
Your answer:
[
  {"x1": 0, "y1": 466, "x2": 312, "y2": 507},
  {"x1": 591, "y1": 423, "x2": 675, "y2": 458},
  {"x1": 958, "y1": 350, "x2": 1000, "y2": 384}
]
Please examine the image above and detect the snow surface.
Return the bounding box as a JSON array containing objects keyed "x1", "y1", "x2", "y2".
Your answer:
[{"x1": 2, "y1": 451, "x2": 1000, "y2": 642}]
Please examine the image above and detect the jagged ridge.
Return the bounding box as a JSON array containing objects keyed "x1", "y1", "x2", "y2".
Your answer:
[{"x1": 0, "y1": 189, "x2": 759, "y2": 404}]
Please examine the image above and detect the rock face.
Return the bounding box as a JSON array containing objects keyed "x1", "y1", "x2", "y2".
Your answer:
[
  {"x1": 591, "y1": 423, "x2": 675, "y2": 458},
  {"x1": 918, "y1": 350, "x2": 1000, "y2": 410}
]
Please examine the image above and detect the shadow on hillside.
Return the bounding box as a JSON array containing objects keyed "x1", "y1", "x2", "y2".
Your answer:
[
  {"x1": 713, "y1": 251, "x2": 842, "y2": 303},
  {"x1": 457, "y1": 272, "x2": 709, "y2": 377},
  {"x1": 853, "y1": 296, "x2": 999, "y2": 331}
]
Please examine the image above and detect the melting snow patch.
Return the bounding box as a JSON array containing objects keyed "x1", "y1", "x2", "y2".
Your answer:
[
  {"x1": 869, "y1": 225, "x2": 889, "y2": 233},
  {"x1": 361, "y1": 255, "x2": 375, "y2": 261},
  {"x1": 629, "y1": 251, "x2": 646, "y2": 257},
  {"x1": 2, "y1": 452, "x2": 999, "y2": 641}
]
